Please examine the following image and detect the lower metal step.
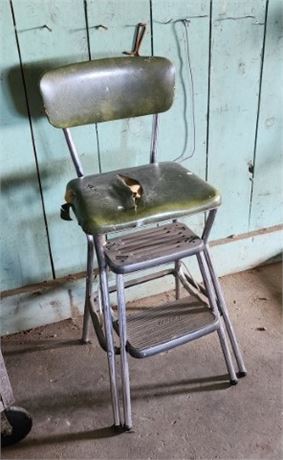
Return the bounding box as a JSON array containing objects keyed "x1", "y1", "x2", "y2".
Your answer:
[{"x1": 113, "y1": 296, "x2": 219, "y2": 358}]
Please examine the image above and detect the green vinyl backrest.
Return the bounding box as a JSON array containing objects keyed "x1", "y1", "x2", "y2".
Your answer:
[{"x1": 40, "y1": 56, "x2": 175, "y2": 129}]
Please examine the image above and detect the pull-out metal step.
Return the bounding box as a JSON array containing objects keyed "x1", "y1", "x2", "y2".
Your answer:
[
  {"x1": 105, "y1": 222, "x2": 203, "y2": 274},
  {"x1": 113, "y1": 296, "x2": 219, "y2": 358}
]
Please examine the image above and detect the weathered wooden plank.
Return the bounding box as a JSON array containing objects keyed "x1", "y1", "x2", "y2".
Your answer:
[
  {"x1": 86, "y1": 0, "x2": 153, "y2": 172},
  {"x1": 208, "y1": 0, "x2": 266, "y2": 239},
  {"x1": 0, "y1": 0, "x2": 52, "y2": 290},
  {"x1": 1, "y1": 0, "x2": 280, "y2": 299},
  {"x1": 11, "y1": 0, "x2": 99, "y2": 277},
  {"x1": 249, "y1": 0, "x2": 283, "y2": 229},
  {"x1": 152, "y1": 0, "x2": 210, "y2": 235}
]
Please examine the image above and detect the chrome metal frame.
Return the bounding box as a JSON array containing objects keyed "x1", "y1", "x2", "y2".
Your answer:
[
  {"x1": 94, "y1": 234, "x2": 121, "y2": 427},
  {"x1": 150, "y1": 114, "x2": 159, "y2": 164},
  {"x1": 63, "y1": 127, "x2": 246, "y2": 431}
]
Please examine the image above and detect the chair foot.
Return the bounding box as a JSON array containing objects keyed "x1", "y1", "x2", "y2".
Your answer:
[
  {"x1": 237, "y1": 370, "x2": 247, "y2": 378},
  {"x1": 123, "y1": 424, "x2": 133, "y2": 432},
  {"x1": 80, "y1": 338, "x2": 92, "y2": 345},
  {"x1": 112, "y1": 424, "x2": 126, "y2": 433},
  {"x1": 82, "y1": 309, "x2": 91, "y2": 344},
  {"x1": 230, "y1": 379, "x2": 238, "y2": 385}
]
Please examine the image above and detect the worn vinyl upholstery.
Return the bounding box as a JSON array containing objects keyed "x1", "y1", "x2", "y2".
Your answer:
[
  {"x1": 40, "y1": 56, "x2": 175, "y2": 128},
  {"x1": 65, "y1": 162, "x2": 221, "y2": 235},
  {"x1": 40, "y1": 57, "x2": 220, "y2": 236}
]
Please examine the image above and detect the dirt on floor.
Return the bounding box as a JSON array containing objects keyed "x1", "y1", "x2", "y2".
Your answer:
[{"x1": 1, "y1": 263, "x2": 282, "y2": 460}]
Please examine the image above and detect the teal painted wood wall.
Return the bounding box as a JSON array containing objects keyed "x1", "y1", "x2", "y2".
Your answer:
[{"x1": 1, "y1": 0, "x2": 282, "y2": 293}]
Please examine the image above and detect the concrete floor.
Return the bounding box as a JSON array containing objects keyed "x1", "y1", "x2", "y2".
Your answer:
[{"x1": 1, "y1": 263, "x2": 282, "y2": 460}]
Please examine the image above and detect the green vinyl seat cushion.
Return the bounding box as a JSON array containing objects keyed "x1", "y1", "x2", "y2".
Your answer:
[{"x1": 65, "y1": 162, "x2": 221, "y2": 235}]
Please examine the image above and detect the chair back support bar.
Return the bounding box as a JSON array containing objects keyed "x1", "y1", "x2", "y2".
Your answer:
[{"x1": 40, "y1": 56, "x2": 175, "y2": 128}]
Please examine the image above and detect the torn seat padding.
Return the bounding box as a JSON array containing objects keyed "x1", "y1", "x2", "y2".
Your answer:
[{"x1": 65, "y1": 162, "x2": 221, "y2": 234}]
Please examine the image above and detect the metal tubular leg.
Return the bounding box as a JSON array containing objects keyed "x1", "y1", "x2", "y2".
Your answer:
[
  {"x1": 150, "y1": 114, "x2": 159, "y2": 164},
  {"x1": 94, "y1": 236, "x2": 121, "y2": 427},
  {"x1": 202, "y1": 209, "x2": 217, "y2": 243},
  {"x1": 117, "y1": 274, "x2": 132, "y2": 430},
  {"x1": 175, "y1": 260, "x2": 181, "y2": 300},
  {"x1": 203, "y1": 246, "x2": 247, "y2": 376},
  {"x1": 100, "y1": 270, "x2": 121, "y2": 426},
  {"x1": 63, "y1": 128, "x2": 84, "y2": 177},
  {"x1": 197, "y1": 252, "x2": 238, "y2": 384},
  {"x1": 82, "y1": 235, "x2": 94, "y2": 343}
]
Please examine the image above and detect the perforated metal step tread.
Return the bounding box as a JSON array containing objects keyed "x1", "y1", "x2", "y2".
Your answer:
[
  {"x1": 113, "y1": 296, "x2": 219, "y2": 358},
  {"x1": 105, "y1": 222, "x2": 203, "y2": 274}
]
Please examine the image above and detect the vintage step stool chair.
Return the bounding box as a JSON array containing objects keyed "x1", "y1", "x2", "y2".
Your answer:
[{"x1": 40, "y1": 56, "x2": 246, "y2": 431}]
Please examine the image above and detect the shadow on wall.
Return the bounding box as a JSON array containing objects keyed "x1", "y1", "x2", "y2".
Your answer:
[
  {"x1": 1, "y1": 155, "x2": 79, "y2": 194},
  {"x1": 6, "y1": 57, "x2": 150, "y2": 172},
  {"x1": 258, "y1": 253, "x2": 282, "y2": 266},
  {"x1": 7, "y1": 57, "x2": 86, "y2": 119},
  {"x1": 1, "y1": 58, "x2": 87, "y2": 290}
]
